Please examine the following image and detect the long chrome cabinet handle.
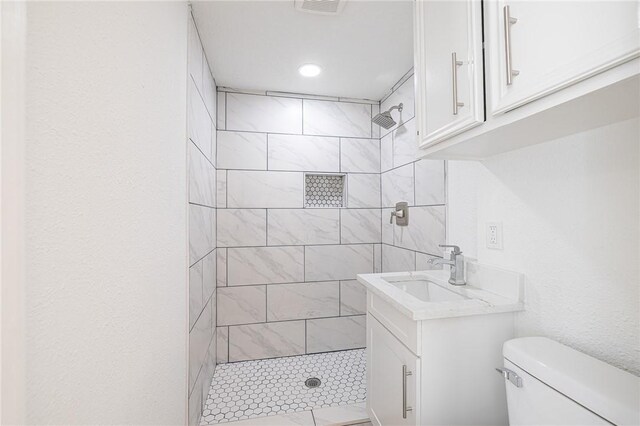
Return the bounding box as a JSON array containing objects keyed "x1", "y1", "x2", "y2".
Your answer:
[
  {"x1": 402, "y1": 365, "x2": 413, "y2": 419},
  {"x1": 503, "y1": 5, "x2": 520, "y2": 85},
  {"x1": 451, "y1": 52, "x2": 464, "y2": 115}
]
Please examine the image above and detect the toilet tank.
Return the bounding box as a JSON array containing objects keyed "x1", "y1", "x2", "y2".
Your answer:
[{"x1": 500, "y1": 337, "x2": 639, "y2": 426}]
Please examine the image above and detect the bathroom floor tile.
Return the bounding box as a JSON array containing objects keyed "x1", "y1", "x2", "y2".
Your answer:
[
  {"x1": 200, "y1": 349, "x2": 366, "y2": 425},
  {"x1": 312, "y1": 402, "x2": 368, "y2": 426}
]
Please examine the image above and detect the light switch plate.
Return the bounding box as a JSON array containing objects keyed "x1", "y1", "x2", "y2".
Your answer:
[{"x1": 486, "y1": 222, "x2": 503, "y2": 249}]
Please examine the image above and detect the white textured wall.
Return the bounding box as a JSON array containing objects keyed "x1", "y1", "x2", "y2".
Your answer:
[
  {"x1": 448, "y1": 118, "x2": 640, "y2": 375},
  {"x1": 24, "y1": 2, "x2": 189, "y2": 423}
]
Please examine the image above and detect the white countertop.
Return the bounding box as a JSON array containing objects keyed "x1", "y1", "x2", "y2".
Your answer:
[{"x1": 357, "y1": 264, "x2": 524, "y2": 321}]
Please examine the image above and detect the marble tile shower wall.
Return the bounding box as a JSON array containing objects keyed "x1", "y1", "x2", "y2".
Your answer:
[
  {"x1": 188, "y1": 16, "x2": 218, "y2": 426},
  {"x1": 379, "y1": 72, "x2": 447, "y2": 272},
  {"x1": 214, "y1": 90, "x2": 382, "y2": 364}
]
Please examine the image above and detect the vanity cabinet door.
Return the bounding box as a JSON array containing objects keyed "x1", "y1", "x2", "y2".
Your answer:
[
  {"x1": 487, "y1": 0, "x2": 640, "y2": 115},
  {"x1": 414, "y1": 0, "x2": 485, "y2": 148},
  {"x1": 367, "y1": 315, "x2": 420, "y2": 426}
]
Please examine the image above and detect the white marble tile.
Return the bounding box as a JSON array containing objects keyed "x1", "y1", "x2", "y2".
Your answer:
[
  {"x1": 189, "y1": 141, "x2": 216, "y2": 207},
  {"x1": 228, "y1": 321, "x2": 305, "y2": 362},
  {"x1": 217, "y1": 248, "x2": 227, "y2": 287},
  {"x1": 381, "y1": 208, "x2": 394, "y2": 245},
  {"x1": 371, "y1": 104, "x2": 380, "y2": 139},
  {"x1": 347, "y1": 174, "x2": 380, "y2": 208},
  {"x1": 305, "y1": 244, "x2": 374, "y2": 281},
  {"x1": 211, "y1": 123, "x2": 217, "y2": 167},
  {"x1": 394, "y1": 206, "x2": 446, "y2": 256},
  {"x1": 217, "y1": 92, "x2": 226, "y2": 130},
  {"x1": 416, "y1": 252, "x2": 443, "y2": 271},
  {"x1": 203, "y1": 250, "x2": 217, "y2": 302},
  {"x1": 393, "y1": 118, "x2": 418, "y2": 168},
  {"x1": 189, "y1": 299, "x2": 212, "y2": 394},
  {"x1": 189, "y1": 79, "x2": 213, "y2": 160},
  {"x1": 306, "y1": 315, "x2": 366, "y2": 353},
  {"x1": 188, "y1": 17, "x2": 203, "y2": 90},
  {"x1": 206, "y1": 297, "x2": 216, "y2": 340},
  {"x1": 226, "y1": 93, "x2": 302, "y2": 134},
  {"x1": 202, "y1": 61, "x2": 216, "y2": 125},
  {"x1": 374, "y1": 243, "x2": 382, "y2": 273},
  {"x1": 216, "y1": 170, "x2": 227, "y2": 208},
  {"x1": 380, "y1": 132, "x2": 393, "y2": 173},
  {"x1": 414, "y1": 159, "x2": 446, "y2": 206},
  {"x1": 189, "y1": 204, "x2": 215, "y2": 265},
  {"x1": 188, "y1": 383, "x2": 202, "y2": 426},
  {"x1": 267, "y1": 209, "x2": 339, "y2": 246},
  {"x1": 228, "y1": 246, "x2": 304, "y2": 285},
  {"x1": 201, "y1": 337, "x2": 217, "y2": 407},
  {"x1": 340, "y1": 209, "x2": 382, "y2": 244},
  {"x1": 217, "y1": 285, "x2": 266, "y2": 326},
  {"x1": 216, "y1": 326, "x2": 229, "y2": 364},
  {"x1": 303, "y1": 100, "x2": 371, "y2": 138},
  {"x1": 227, "y1": 171, "x2": 303, "y2": 208},
  {"x1": 217, "y1": 131, "x2": 267, "y2": 170},
  {"x1": 222, "y1": 411, "x2": 315, "y2": 426},
  {"x1": 217, "y1": 209, "x2": 266, "y2": 247},
  {"x1": 340, "y1": 138, "x2": 380, "y2": 173},
  {"x1": 267, "y1": 281, "x2": 339, "y2": 321},
  {"x1": 268, "y1": 134, "x2": 339, "y2": 172},
  {"x1": 381, "y1": 244, "x2": 415, "y2": 273},
  {"x1": 313, "y1": 402, "x2": 368, "y2": 426},
  {"x1": 340, "y1": 280, "x2": 366, "y2": 316},
  {"x1": 381, "y1": 163, "x2": 414, "y2": 207},
  {"x1": 209, "y1": 326, "x2": 219, "y2": 357},
  {"x1": 380, "y1": 76, "x2": 415, "y2": 138},
  {"x1": 189, "y1": 261, "x2": 203, "y2": 330}
]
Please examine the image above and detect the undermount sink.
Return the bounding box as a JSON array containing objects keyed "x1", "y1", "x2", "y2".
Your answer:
[
  {"x1": 383, "y1": 277, "x2": 467, "y2": 303},
  {"x1": 357, "y1": 262, "x2": 524, "y2": 321}
]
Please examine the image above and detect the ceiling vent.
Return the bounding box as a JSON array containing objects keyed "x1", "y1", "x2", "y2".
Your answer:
[{"x1": 294, "y1": 0, "x2": 346, "y2": 15}]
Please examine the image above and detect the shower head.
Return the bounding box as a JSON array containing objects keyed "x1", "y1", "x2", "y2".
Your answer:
[{"x1": 372, "y1": 103, "x2": 403, "y2": 130}]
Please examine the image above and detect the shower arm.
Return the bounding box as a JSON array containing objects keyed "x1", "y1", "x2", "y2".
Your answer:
[{"x1": 386, "y1": 103, "x2": 403, "y2": 114}]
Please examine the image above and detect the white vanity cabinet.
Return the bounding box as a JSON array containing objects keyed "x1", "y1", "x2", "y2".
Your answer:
[
  {"x1": 414, "y1": 0, "x2": 484, "y2": 147},
  {"x1": 368, "y1": 316, "x2": 419, "y2": 426},
  {"x1": 487, "y1": 0, "x2": 640, "y2": 115},
  {"x1": 364, "y1": 287, "x2": 523, "y2": 424},
  {"x1": 360, "y1": 266, "x2": 525, "y2": 425}
]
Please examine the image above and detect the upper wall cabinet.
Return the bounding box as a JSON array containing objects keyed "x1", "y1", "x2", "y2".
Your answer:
[
  {"x1": 414, "y1": 0, "x2": 484, "y2": 148},
  {"x1": 415, "y1": 0, "x2": 640, "y2": 159},
  {"x1": 487, "y1": 0, "x2": 640, "y2": 115}
]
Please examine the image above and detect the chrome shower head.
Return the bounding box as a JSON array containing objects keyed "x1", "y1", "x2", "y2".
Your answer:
[{"x1": 371, "y1": 103, "x2": 403, "y2": 130}]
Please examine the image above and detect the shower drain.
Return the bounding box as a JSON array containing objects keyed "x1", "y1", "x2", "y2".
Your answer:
[{"x1": 304, "y1": 377, "x2": 321, "y2": 388}]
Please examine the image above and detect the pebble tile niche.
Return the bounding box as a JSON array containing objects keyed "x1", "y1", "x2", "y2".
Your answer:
[{"x1": 304, "y1": 174, "x2": 346, "y2": 208}]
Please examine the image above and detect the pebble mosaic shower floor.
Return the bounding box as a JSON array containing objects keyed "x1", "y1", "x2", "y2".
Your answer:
[{"x1": 200, "y1": 349, "x2": 366, "y2": 424}]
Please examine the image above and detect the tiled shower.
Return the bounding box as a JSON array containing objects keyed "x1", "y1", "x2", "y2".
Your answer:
[{"x1": 187, "y1": 13, "x2": 446, "y2": 426}]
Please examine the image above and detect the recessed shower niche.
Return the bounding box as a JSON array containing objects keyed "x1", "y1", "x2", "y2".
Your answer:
[{"x1": 304, "y1": 173, "x2": 346, "y2": 208}]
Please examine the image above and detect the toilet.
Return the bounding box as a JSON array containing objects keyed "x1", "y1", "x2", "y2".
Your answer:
[{"x1": 499, "y1": 337, "x2": 639, "y2": 425}]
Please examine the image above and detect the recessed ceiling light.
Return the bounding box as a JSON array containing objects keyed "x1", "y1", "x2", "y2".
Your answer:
[{"x1": 298, "y1": 64, "x2": 322, "y2": 77}]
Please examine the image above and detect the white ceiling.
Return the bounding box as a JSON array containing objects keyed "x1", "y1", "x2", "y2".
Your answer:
[{"x1": 192, "y1": 0, "x2": 414, "y2": 101}]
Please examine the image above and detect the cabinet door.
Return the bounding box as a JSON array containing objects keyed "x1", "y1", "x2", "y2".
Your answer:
[
  {"x1": 415, "y1": 0, "x2": 484, "y2": 148},
  {"x1": 488, "y1": 0, "x2": 640, "y2": 115},
  {"x1": 367, "y1": 315, "x2": 420, "y2": 426}
]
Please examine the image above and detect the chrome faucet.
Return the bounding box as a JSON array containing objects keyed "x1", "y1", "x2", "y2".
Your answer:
[{"x1": 428, "y1": 244, "x2": 466, "y2": 285}]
